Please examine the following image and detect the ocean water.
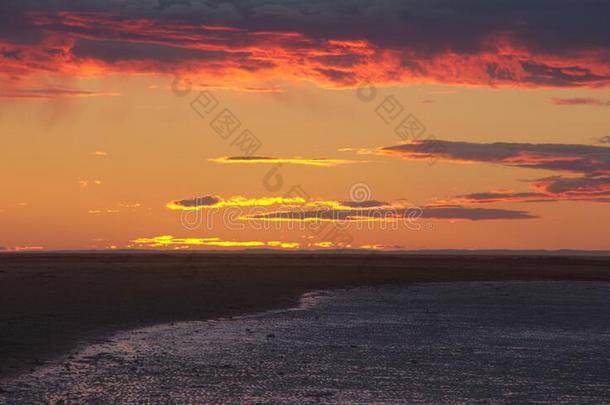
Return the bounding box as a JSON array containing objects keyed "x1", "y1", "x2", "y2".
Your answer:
[{"x1": 2, "y1": 281, "x2": 610, "y2": 404}]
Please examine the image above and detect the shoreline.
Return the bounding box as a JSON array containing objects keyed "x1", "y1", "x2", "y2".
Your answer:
[
  {"x1": 5, "y1": 281, "x2": 610, "y2": 402},
  {"x1": 1, "y1": 287, "x2": 330, "y2": 385},
  {"x1": 2, "y1": 253, "x2": 610, "y2": 380}
]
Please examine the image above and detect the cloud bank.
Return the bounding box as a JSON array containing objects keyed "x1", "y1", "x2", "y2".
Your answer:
[{"x1": 2, "y1": 0, "x2": 610, "y2": 93}]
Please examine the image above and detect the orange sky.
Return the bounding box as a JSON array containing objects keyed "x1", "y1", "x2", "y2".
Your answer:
[{"x1": 1, "y1": 1, "x2": 609, "y2": 251}]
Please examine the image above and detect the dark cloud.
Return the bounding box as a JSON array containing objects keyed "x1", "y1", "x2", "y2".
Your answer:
[
  {"x1": 157, "y1": 0, "x2": 192, "y2": 10},
  {"x1": 520, "y1": 63, "x2": 608, "y2": 87},
  {"x1": 421, "y1": 206, "x2": 536, "y2": 221},
  {"x1": 170, "y1": 195, "x2": 221, "y2": 208},
  {"x1": 315, "y1": 68, "x2": 357, "y2": 85},
  {"x1": 71, "y1": 39, "x2": 249, "y2": 65},
  {"x1": 339, "y1": 200, "x2": 389, "y2": 208},
  {"x1": 452, "y1": 191, "x2": 546, "y2": 204},
  {"x1": 533, "y1": 175, "x2": 610, "y2": 197},
  {"x1": 450, "y1": 179, "x2": 610, "y2": 203},
  {"x1": 223, "y1": 0, "x2": 610, "y2": 56},
  {"x1": 312, "y1": 54, "x2": 364, "y2": 68},
  {"x1": 1, "y1": 0, "x2": 609, "y2": 88},
  {"x1": 245, "y1": 205, "x2": 536, "y2": 221},
  {"x1": 4, "y1": 1, "x2": 610, "y2": 53},
  {"x1": 383, "y1": 139, "x2": 610, "y2": 205},
  {"x1": 224, "y1": 156, "x2": 273, "y2": 161},
  {"x1": 383, "y1": 140, "x2": 610, "y2": 174},
  {"x1": 0, "y1": 1, "x2": 44, "y2": 45},
  {"x1": 0, "y1": 48, "x2": 22, "y2": 60}
]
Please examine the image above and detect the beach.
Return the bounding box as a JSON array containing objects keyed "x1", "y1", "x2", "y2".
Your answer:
[
  {"x1": 3, "y1": 280, "x2": 610, "y2": 403},
  {"x1": 1, "y1": 252, "x2": 610, "y2": 384}
]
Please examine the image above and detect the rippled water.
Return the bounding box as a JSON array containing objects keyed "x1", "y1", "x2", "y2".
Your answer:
[{"x1": 2, "y1": 282, "x2": 610, "y2": 404}]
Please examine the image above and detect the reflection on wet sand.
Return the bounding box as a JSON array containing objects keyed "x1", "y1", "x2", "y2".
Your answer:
[{"x1": 2, "y1": 281, "x2": 610, "y2": 403}]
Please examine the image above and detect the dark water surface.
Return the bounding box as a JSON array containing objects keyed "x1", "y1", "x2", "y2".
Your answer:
[{"x1": 2, "y1": 281, "x2": 610, "y2": 404}]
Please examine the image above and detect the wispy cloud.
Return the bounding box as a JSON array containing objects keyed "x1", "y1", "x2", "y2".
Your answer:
[
  {"x1": 87, "y1": 202, "x2": 141, "y2": 214},
  {"x1": 79, "y1": 180, "x2": 102, "y2": 187},
  {"x1": 0, "y1": 88, "x2": 120, "y2": 100},
  {"x1": 119, "y1": 203, "x2": 141, "y2": 209},
  {"x1": 444, "y1": 175, "x2": 610, "y2": 205},
  {"x1": 193, "y1": 84, "x2": 286, "y2": 93},
  {"x1": 444, "y1": 191, "x2": 549, "y2": 205},
  {"x1": 209, "y1": 156, "x2": 363, "y2": 167},
  {"x1": 88, "y1": 209, "x2": 119, "y2": 214},
  {"x1": 551, "y1": 97, "x2": 610, "y2": 107}
]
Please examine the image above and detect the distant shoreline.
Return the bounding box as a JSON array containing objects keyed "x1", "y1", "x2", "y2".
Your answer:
[
  {"x1": 1, "y1": 253, "x2": 610, "y2": 380},
  {"x1": 3, "y1": 249, "x2": 610, "y2": 256}
]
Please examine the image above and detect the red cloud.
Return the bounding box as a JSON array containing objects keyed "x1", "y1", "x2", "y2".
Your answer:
[{"x1": 1, "y1": 4, "x2": 610, "y2": 94}]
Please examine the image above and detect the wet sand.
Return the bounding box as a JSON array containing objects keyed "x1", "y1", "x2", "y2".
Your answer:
[
  {"x1": 4, "y1": 282, "x2": 610, "y2": 403},
  {"x1": 1, "y1": 252, "x2": 610, "y2": 381}
]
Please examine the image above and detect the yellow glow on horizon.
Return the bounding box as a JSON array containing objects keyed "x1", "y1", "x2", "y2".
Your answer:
[{"x1": 131, "y1": 235, "x2": 301, "y2": 249}]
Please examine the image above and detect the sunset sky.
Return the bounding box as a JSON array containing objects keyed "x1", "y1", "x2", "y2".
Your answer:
[{"x1": 1, "y1": 0, "x2": 609, "y2": 251}]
